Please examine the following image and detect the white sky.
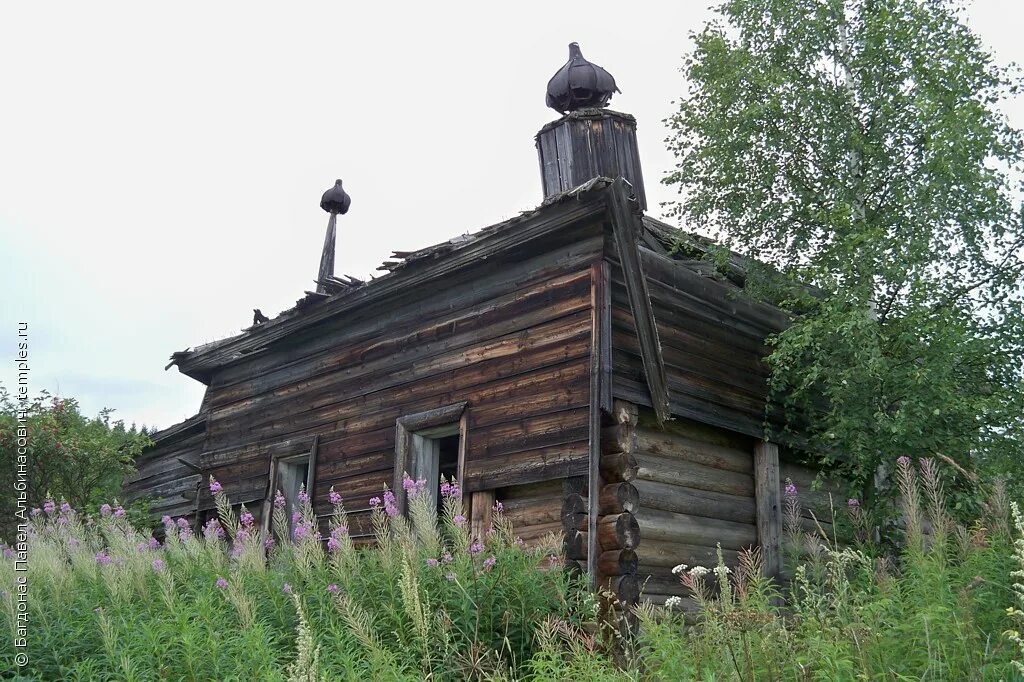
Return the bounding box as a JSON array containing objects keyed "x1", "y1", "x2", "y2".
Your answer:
[{"x1": 1, "y1": 1, "x2": 1021, "y2": 430}]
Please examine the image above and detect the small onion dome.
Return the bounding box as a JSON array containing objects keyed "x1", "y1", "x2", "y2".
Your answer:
[
  {"x1": 320, "y1": 179, "x2": 351, "y2": 215},
  {"x1": 545, "y1": 42, "x2": 620, "y2": 114}
]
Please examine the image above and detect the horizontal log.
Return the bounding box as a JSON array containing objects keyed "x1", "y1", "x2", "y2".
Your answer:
[
  {"x1": 561, "y1": 493, "x2": 587, "y2": 517},
  {"x1": 635, "y1": 452, "x2": 754, "y2": 497},
  {"x1": 599, "y1": 482, "x2": 639, "y2": 515},
  {"x1": 601, "y1": 424, "x2": 753, "y2": 474},
  {"x1": 636, "y1": 508, "x2": 756, "y2": 551},
  {"x1": 600, "y1": 453, "x2": 638, "y2": 483},
  {"x1": 597, "y1": 548, "x2": 638, "y2": 576},
  {"x1": 598, "y1": 513, "x2": 640, "y2": 551},
  {"x1": 632, "y1": 478, "x2": 755, "y2": 525},
  {"x1": 634, "y1": 538, "x2": 741, "y2": 569}
]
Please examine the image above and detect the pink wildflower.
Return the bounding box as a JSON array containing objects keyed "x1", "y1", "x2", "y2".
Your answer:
[
  {"x1": 209, "y1": 478, "x2": 222, "y2": 494},
  {"x1": 440, "y1": 480, "x2": 462, "y2": 499},
  {"x1": 282, "y1": 583, "x2": 292, "y2": 595},
  {"x1": 897, "y1": 456, "x2": 911, "y2": 467},
  {"x1": 383, "y1": 490, "x2": 399, "y2": 517},
  {"x1": 95, "y1": 551, "x2": 112, "y2": 566},
  {"x1": 176, "y1": 518, "x2": 190, "y2": 530},
  {"x1": 327, "y1": 537, "x2": 340, "y2": 553},
  {"x1": 453, "y1": 514, "x2": 466, "y2": 527},
  {"x1": 161, "y1": 515, "x2": 173, "y2": 528},
  {"x1": 442, "y1": 552, "x2": 453, "y2": 563},
  {"x1": 148, "y1": 537, "x2": 161, "y2": 550},
  {"x1": 369, "y1": 496, "x2": 382, "y2": 508},
  {"x1": 328, "y1": 488, "x2": 343, "y2": 506},
  {"x1": 784, "y1": 483, "x2": 798, "y2": 498},
  {"x1": 151, "y1": 558, "x2": 165, "y2": 572},
  {"x1": 113, "y1": 506, "x2": 126, "y2": 518},
  {"x1": 469, "y1": 541, "x2": 483, "y2": 555},
  {"x1": 297, "y1": 487, "x2": 309, "y2": 504},
  {"x1": 426, "y1": 558, "x2": 439, "y2": 568},
  {"x1": 240, "y1": 510, "x2": 255, "y2": 527},
  {"x1": 215, "y1": 577, "x2": 228, "y2": 589},
  {"x1": 99, "y1": 504, "x2": 113, "y2": 517},
  {"x1": 294, "y1": 524, "x2": 310, "y2": 541},
  {"x1": 848, "y1": 498, "x2": 860, "y2": 508},
  {"x1": 483, "y1": 556, "x2": 496, "y2": 570},
  {"x1": 327, "y1": 584, "x2": 340, "y2": 594},
  {"x1": 30, "y1": 508, "x2": 42, "y2": 518},
  {"x1": 203, "y1": 519, "x2": 225, "y2": 540},
  {"x1": 43, "y1": 499, "x2": 56, "y2": 515},
  {"x1": 291, "y1": 511, "x2": 302, "y2": 524},
  {"x1": 264, "y1": 537, "x2": 276, "y2": 550},
  {"x1": 60, "y1": 501, "x2": 72, "y2": 515},
  {"x1": 274, "y1": 490, "x2": 287, "y2": 509},
  {"x1": 493, "y1": 501, "x2": 504, "y2": 513}
]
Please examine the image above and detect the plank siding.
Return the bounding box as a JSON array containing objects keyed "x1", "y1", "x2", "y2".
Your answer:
[
  {"x1": 123, "y1": 415, "x2": 206, "y2": 522},
  {"x1": 185, "y1": 222, "x2": 604, "y2": 517}
]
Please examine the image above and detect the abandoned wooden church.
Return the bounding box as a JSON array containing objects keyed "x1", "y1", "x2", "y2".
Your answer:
[{"x1": 125, "y1": 43, "x2": 838, "y2": 606}]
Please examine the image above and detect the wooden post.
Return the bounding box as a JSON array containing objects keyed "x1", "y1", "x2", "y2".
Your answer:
[
  {"x1": 470, "y1": 490, "x2": 495, "y2": 543},
  {"x1": 754, "y1": 441, "x2": 782, "y2": 579}
]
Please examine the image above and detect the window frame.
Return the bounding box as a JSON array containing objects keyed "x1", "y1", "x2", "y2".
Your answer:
[
  {"x1": 394, "y1": 402, "x2": 468, "y2": 516},
  {"x1": 262, "y1": 435, "x2": 320, "y2": 535}
]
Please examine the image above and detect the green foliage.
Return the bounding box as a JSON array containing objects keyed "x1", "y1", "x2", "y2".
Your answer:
[
  {"x1": 0, "y1": 476, "x2": 594, "y2": 680},
  {"x1": 0, "y1": 387, "x2": 150, "y2": 541},
  {"x1": 3, "y1": 460, "x2": 1023, "y2": 679},
  {"x1": 663, "y1": 0, "x2": 1024, "y2": 501}
]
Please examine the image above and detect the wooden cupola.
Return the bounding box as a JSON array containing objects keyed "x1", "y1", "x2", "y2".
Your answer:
[{"x1": 536, "y1": 43, "x2": 646, "y2": 210}]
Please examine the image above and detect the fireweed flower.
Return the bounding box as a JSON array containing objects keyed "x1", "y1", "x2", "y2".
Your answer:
[
  {"x1": 264, "y1": 537, "x2": 276, "y2": 550},
  {"x1": 369, "y1": 497, "x2": 382, "y2": 508},
  {"x1": 43, "y1": 499, "x2": 56, "y2": 515},
  {"x1": 298, "y1": 488, "x2": 309, "y2": 504},
  {"x1": 151, "y1": 559, "x2": 165, "y2": 572},
  {"x1": 469, "y1": 541, "x2": 483, "y2": 555},
  {"x1": 327, "y1": 584, "x2": 340, "y2": 594},
  {"x1": 274, "y1": 491, "x2": 287, "y2": 509},
  {"x1": 493, "y1": 501, "x2": 504, "y2": 514},
  {"x1": 282, "y1": 583, "x2": 292, "y2": 595},
  {"x1": 30, "y1": 508, "x2": 42, "y2": 518},
  {"x1": 176, "y1": 518, "x2": 190, "y2": 530},
  {"x1": 60, "y1": 501, "x2": 72, "y2": 515},
  {"x1": 897, "y1": 456, "x2": 911, "y2": 467},
  {"x1": 239, "y1": 510, "x2": 255, "y2": 527},
  {"x1": 453, "y1": 515, "x2": 467, "y2": 527},
  {"x1": 203, "y1": 519, "x2": 225, "y2": 540},
  {"x1": 848, "y1": 498, "x2": 860, "y2": 508},
  {"x1": 784, "y1": 483, "x2": 798, "y2": 498},
  {"x1": 383, "y1": 491, "x2": 399, "y2": 517},
  {"x1": 483, "y1": 556, "x2": 496, "y2": 570},
  {"x1": 426, "y1": 558, "x2": 439, "y2": 568},
  {"x1": 149, "y1": 537, "x2": 161, "y2": 550},
  {"x1": 329, "y1": 488, "x2": 343, "y2": 506},
  {"x1": 209, "y1": 478, "x2": 222, "y2": 495},
  {"x1": 95, "y1": 551, "x2": 112, "y2": 566},
  {"x1": 161, "y1": 515, "x2": 173, "y2": 528},
  {"x1": 113, "y1": 506, "x2": 126, "y2": 518},
  {"x1": 291, "y1": 511, "x2": 302, "y2": 524},
  {"x1": 294, "y1": 524, "x2": 311, "y2": 541},
  {"x1": 440, "y1": 481, "x2": 462, "y2": 499},
  {"x1": 100, "y1": 504, "x2": 113, "y2": 517},
  {"x1": 441, "y1": 552, "x2": 453, "y2": 564},
  {"x1": 215, "y1": 577, "x2": 228, "y2": 589}
]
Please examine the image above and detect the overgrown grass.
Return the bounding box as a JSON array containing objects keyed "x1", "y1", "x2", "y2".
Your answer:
[{"x1": 2, "y1": 457, "x2": 1022, "y2": 680}]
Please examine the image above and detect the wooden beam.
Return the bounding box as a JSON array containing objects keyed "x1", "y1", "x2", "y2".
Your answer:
[
  {"x1": 587, "y1": 261, "x2": 610, "y2": 586},
  {"x1": 470, "y1": 490, "x2": 495, "y2": 543},
  {"x1": 754, "y1": 441, "x2": 783, "y2": 579},
  {"x1": 607, "y1": 177, "x2": 670, "y2": 424}
]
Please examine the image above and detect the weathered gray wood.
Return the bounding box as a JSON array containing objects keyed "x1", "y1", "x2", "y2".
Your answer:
[
  {"x1": 635, "y1": 507, "x2": 756, "y2": 551},
  {"x1": 607, "y1": 177, "x2": 670, "y2": 424},
  {"x1": 754, "y1": 441, "x2": 783, "y2": 579},
  {"x1": 587, "y1": 261, "x2": 610, "y2": 586}
]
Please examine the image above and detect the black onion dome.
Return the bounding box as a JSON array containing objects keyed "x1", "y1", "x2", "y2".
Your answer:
[
  {"x1": 545, "y1": 42, "x2": 620, "y2": 114},
  {"x1": 320, "y1": 179, "x2": 351, "y2": 214}
]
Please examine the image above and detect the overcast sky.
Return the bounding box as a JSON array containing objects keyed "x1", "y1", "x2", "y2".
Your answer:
[{"x1": 1, "y1": 1, "x2": 1021, "y2": 430}]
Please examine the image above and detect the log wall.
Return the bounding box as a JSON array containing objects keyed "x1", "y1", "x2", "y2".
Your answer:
[
  {"x1": 123, "y1": 415, "x2": 206, "y2": 523},
  {"x1": 184, "y1": 219, "x2": 605, "y2": 539}
]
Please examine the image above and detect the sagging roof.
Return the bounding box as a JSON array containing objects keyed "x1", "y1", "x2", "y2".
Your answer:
[{"x1": 167, "y1": 177, "x2": 788, "y2": 385}]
